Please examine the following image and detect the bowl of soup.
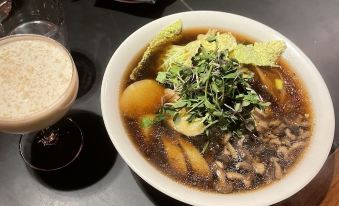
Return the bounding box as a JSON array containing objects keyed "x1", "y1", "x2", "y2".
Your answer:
[{"x1": 101, "y1": 11, "x2": 334, "y2": 206}]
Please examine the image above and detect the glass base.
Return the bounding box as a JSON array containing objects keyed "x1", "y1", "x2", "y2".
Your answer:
[{"x1": 19, "y1": 117, "x2": 83, "y2": 171}]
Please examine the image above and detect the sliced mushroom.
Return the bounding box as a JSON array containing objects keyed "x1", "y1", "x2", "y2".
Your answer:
[
  {"x1": 215, "y1": 160, "x2": 224, "y2": 169},
  {"x1": 226, "y1": 172, "x2": 252, "y2": 188},
  {"x1": 236, "y1": 161, "x2": 252, "y2": 171},
  {"x1": 289, "y1": 141, "x2": 306, "y2": 155},
  {"x1": 222, "y1": 146, "x2": 231, "y2": 156},
  {"x1": 294, "y1": 114, "x2": 304, "y2": 125},
  {"x1": 284, "y1": 128, "x2": 296, "y2": 140},
  {"x1": 242, "y1": 177, "x2": 252, "y2": 188},
  {"x1": 253, "y1": 161, "x2": 266, "y2": 175},
  {"x1": 298, "y1": 129, "x2": 311, "y2": 140},
  {"x1": 260, "y1": 135, "x2": 270, "y2": 143},
  {"x1": 223, "y1": 133, "x2": 232, "y2": 144},
  {"x1": 269, "y1": 119, "x2": 281, "y2": 128},
  {"x1": 214, "y1": 168, "x2": 233, "y2": 194},
  {"x1": 265, "y1": 132, "x2": 279, "y2": 140},
  {"x1": 269, "y1": 138, "x2": 282, "y2": 146},
  {"x1": 277, "y1": 146, "x2": 289, "y2": 160},
  {"x1": 218, "y1": 147, "x2": 232, "y2": 163},
  {"x1": 226, "y1": 172, "x2": 244, "y2": 180},
  {"x1": 273, "y1": 123, "x2": 287, "y2": 135},
  {"x1": 281, "y1": 137, "x2": 292, "y2": 147},
  {"x1": 226, "y1": 142, "x2": 238, "y2": 159},
  {"x1": 291, "y1": 141, "x2": 306, "y2": 150},
  {"x1": 215, "y1": 167, "x2": 226, "y2": 182},
  {"x1": 237, "y1": 147, "x2": 252, "y2": 162},
  {"x1": 256, "y1": 120, "x2": 269, "y2": 133},
  {"x1": 271, "y1": 157, "x2": 283, "y2": 179},
  {"x1": 214, "y1": 181, "x2": 233, "y2": 194},
  {"x1": 237, "y1": 136, "x2": 246, "y2": 147},
  {"x1": 252, "y1": 109, "x2": 269, "y2": 133},
  {"x1": 300, "y1": 121, "x2": 310, "y2": 128},
  {"x1": 286, "y1": 114, "x2": 310, "y2": 128},
  {"x1": 213, "y1": 161, "x2": 233, "y2": 194}
]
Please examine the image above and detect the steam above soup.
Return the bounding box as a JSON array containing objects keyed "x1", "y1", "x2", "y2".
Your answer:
[{"x1": 119, "y1": 20, "x2": 312, "y2": 193}]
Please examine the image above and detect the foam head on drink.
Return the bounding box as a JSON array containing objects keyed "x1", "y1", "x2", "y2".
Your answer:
[{"x1": 0, "y1": 35, "x2": 78, "y2": 133}]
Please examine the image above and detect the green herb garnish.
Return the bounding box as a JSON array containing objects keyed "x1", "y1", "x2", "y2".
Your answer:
[
  {"x1": 156, "y1": 43, "x2": 270, "y2": 136},
  {"x1": 140, "y1": 114, "x2": 166, "y2": 128}
]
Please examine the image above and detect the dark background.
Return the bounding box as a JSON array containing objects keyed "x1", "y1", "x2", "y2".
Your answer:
[{"x1": 0, "y1": 0, "x2": 338, "y2": 205}]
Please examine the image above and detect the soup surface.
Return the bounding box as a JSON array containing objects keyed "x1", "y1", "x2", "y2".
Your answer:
[{"x1": 120, "y1": 24, "x2": 312, "y2": 193}]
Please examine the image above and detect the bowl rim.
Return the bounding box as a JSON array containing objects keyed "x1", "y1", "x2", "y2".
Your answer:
[{"x1": 101, "y1": 10, "x2": 335, "y2": 206}]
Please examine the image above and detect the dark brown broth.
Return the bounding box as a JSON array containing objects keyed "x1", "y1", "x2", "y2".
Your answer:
[{"x1": 120, "y1": 28, "x2": 313, "y2": 193}]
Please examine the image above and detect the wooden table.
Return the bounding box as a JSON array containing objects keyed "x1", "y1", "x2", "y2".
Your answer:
[{"x1": 276, "y1": 149, "x2": 339, "y2": 206}]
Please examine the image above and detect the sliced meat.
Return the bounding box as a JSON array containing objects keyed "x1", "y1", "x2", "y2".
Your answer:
[
  {"x1": 161, "y1": 135, "x2": 187, "y2": 175},
  {"x1": 178, "y1": 137, "x2": 211, "y2": 179}
]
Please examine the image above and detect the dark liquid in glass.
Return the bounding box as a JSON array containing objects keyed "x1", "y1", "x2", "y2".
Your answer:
[{"x1": 30, "y1": 118, "x2": 83, "y2": 170}]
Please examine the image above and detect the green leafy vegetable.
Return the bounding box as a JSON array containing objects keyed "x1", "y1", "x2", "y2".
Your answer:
[
  {"x1": 130, "y1": 20, "x2": 183, "y2": 80},
  {"x1": 198, "y1": 30, "x2": 218, "y2": 52},
  {"x1": 140, "y1": 114, "x2": 166, "y2": 128},
  {"x1": 141, "y1": 116, "x2": 155, "y2": 128},
  {"x1": 155, "y1": 72, "x2": 167, "y2": 83},
  {"x1": 216, "y1": 32, "x2": 237, "y2": 53},
  {"x1": 197, "y1": 30, "x2": 237, "y2": 54},
  {"x1": 158, "y1": 40, "x2": 201, "y2": 71},
  {"x1": 230, "y1": 40, "x2": 286, "y2": 66}
]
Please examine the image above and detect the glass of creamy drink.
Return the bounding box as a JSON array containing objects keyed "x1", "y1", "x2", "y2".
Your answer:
[
  {"x1": 0, "y1": 34, "x2": 82, "y2": 171},
  {"x1": 0, "y1": 0, "x2": 67, "y2": 46}
]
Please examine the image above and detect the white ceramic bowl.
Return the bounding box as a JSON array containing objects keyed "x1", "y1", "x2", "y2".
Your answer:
[{"x1": 101, "y1": 11, "x2": 335, "y2": 206}]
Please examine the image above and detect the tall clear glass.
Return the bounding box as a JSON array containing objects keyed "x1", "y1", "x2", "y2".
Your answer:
[
  {"x1": 1, "y1": 0, "x2": 67, "y2": 46},
  {"x1": 0, "y1": 0, "x2": 83, "y2": 171}
]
